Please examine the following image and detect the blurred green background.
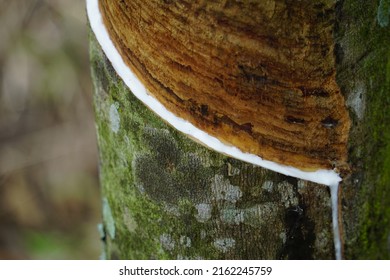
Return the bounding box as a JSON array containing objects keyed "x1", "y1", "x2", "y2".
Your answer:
[{"x1": 0, "y1": 0, "x2": 101, "y2": 259}]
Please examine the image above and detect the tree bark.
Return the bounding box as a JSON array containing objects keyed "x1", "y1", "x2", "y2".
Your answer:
[
  {"x1": 89, "y1": 0, "x2": 390, "y2": 259},
  {"x1": 97, "y1": 0, "x2": 350, "y2": 172}
]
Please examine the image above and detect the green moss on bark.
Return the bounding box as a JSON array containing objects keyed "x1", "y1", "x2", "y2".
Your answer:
[
  {"x1": 88, "y1": 0, "x2": 390, "y2": 259},
  {"x1": 89, "y1": 27, "x2": 336, "y2": 259},
  {"x1": 336, "y1": 0, "x2": 390, "y2": 259}
]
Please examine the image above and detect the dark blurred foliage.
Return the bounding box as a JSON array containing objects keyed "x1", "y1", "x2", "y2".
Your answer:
[{"x1": 0, "y1": 0, "x2": 101, "y2": 259}]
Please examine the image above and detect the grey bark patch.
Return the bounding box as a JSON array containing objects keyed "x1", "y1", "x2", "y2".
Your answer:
[
  {"x1": 177, "y1": 254, "x2": 189, "y2": 260},
  {"x1": 316, "y1": 229, "x2": 331, "y2": 252},
  {"x1": 195, "y1": 203, "x2": 212, "y2": 222},
  {"x1": 277, "y1": 181, "x2": 299, "y2": 208},
  {"x1": 297, "y1": 180, "x2": 306, "y2": 190},
  {"x1": 279, "y1": 232, "x2": 287, "y2": 244},
  {"x1": 102, "y1": 198, "x2": 116, "y2": 239},
  {"x1": 220, "y1": 208, "x2": 245, "y2": 224},
  {"x1": 97, "y1": 223, "x2": 105, "y2": 240},
  {"x1": 134, "y1": 127, "x2": 212, "y2": 204},
  {"x1": 160, "y1": 233, "x2": 175, "y2": 251},
  {"x1": 143, "y1": 127, "x2": 180, "y2": 167},
  {"x1": 134, "y1": 154, "x2": 178, "y2": 203},
  {"x1": 347, "y1": 83, "x2": 366, "y2": 120},
  {"x1": 211, "y1": 175, "x2": 242, "y2": 203},
  {"x1": 262, "y1": 180, "x2": 274, "y2": 192},
  {"x1": 180, "y1": 236, "x2": 192, "y2": 247},
  {"x1": 99, "y1": 251, "x2": 107, "y2": 260},
  {"x1": 249, "y1": 203, "x2": 278, "y2": 225},
  {"x1": 213, "y1": 238, "x2": 236, "y2": 253},
  {"x1": 109, "y1": 103, "x2": 120, "y2": 133},
  {"x1": 377, "y1": 0, "x2": 390, "y2": 27}
]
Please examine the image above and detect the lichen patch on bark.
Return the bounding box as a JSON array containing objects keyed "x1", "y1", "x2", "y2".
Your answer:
[{"x1": 90, "y1": 29, "x2": 337, "y2": 259}]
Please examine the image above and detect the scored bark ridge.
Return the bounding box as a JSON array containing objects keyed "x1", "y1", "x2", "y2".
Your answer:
[{"x1": 99, "y1": 0, "x2": 350, "y2": 172}]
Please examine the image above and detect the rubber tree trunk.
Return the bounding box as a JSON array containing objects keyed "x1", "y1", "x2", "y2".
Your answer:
[{"x1": 89, "y1": 0, "x2": 390, "y2": 259}]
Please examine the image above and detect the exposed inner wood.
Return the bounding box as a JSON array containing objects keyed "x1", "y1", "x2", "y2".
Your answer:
[{"x1": 99, "y1": 0, "x2": 350, "y2": 172}]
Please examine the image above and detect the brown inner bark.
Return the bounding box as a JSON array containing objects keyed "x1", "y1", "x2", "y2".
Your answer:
[{"x1": 99, "y1": 0, "x2": 350, "y2": 171}]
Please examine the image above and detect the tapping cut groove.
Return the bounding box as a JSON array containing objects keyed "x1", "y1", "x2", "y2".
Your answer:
[{"x1": 99, "y1": 0, "x2": 350, "y2": 171}]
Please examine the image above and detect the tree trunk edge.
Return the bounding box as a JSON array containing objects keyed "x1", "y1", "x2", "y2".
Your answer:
[
  {"x1": 337, "y1": 0, "x2": 390, "y2": 259},
  {"x1": 88, "y1": 30, "x2": 336, "y2": 259},
  {"x1": 87, "y1": 0, "x2": 390, "y2": 259}
]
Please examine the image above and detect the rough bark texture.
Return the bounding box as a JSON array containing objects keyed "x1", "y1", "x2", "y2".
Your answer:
[
  {"x1": 336, "y1": 0, "x2": 390, "y2": 259},
  {"x1": 90, "y1": 33, "x2": 335, "y2": 259},
  {"x1": 89, "y1": 0, "x2": 390, "y2": 259},
  {"x1": 99, "y1": 0, "x2": 350, "y2": 171}
]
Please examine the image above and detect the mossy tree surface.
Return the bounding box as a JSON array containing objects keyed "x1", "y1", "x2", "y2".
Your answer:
[
  {"x1": 89, "y1": 0, "x2": 390, "y2": 259},
  {"x1": 89, "y1": 34, "x2": 336, "y2": 260},
  {"x1": 337, "y1": 0, "x2": 390, "y2": 259}
]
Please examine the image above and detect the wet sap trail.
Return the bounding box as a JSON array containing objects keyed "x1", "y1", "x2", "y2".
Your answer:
[{"x1": 329, "y1": 183, "x2": 342, "y2": 260}]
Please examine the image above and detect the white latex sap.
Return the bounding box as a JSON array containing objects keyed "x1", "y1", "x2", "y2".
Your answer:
[{"x1": 86, "y1": 0, "x2": 342, "y2": 260}]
